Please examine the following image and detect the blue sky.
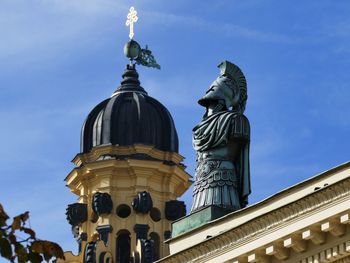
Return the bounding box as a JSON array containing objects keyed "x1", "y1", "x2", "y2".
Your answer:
[{"x1": 1, "y1": 0, "x2": 350, "y2": 254}]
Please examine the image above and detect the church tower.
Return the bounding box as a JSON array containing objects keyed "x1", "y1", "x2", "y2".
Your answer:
[{"x1": 59, "y1": 8, "x2": 192, "y2": 263}]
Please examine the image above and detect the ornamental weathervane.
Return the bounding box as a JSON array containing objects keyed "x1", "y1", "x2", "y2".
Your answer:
[{"x1": 124, "y1": 6, "x2": 160, "y2": 69}]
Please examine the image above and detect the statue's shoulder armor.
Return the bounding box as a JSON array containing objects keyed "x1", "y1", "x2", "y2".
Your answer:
[
  {"x1": 231, "y1": 113, "x2": 249, "y2": 123},
  {"x1": 230, "y1": 113, "x2": 250, "y2": 139}
]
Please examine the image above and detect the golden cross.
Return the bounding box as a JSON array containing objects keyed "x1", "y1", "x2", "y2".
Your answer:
[{"x1": 125, "y1": 6, "x2": 138, "y2": 39}]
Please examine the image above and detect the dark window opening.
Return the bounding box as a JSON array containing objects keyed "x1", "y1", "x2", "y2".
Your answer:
[
  {"x1": 150, "y1": 207, "x2": 161, "y2": 222},
  {"x1": 149, "y1": 232, "x2": 160, "y2": 260},
  {"x1": 116, "y1": 230, "x2": 131, "y2": 263},
  {"x1": 116, "y1": 204, "x2": 131, "y2": 218}
]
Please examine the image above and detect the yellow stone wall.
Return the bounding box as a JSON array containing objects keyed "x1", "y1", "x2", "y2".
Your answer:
[{"x1": 59, "y1": 144, "x2": 192, "y2": 263}]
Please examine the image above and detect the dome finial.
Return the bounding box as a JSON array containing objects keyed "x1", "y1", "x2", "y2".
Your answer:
[{"x1": 123, "y1": 7, "x2": 161, "y2": 69}]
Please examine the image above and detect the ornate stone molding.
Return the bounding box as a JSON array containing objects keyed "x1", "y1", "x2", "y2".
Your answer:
[
  {"x1": 72, "y1": 144, "x2": 185, "y2": 166},
  {"x1": 296, "y1": 240, "x2": 350, "y2": 263},
  {"x1": 160, "y1": 177, "x2": 350, "y2": 262},
  {"x1": 334, "y1": 256, "x2": 350, "y2": 263}
]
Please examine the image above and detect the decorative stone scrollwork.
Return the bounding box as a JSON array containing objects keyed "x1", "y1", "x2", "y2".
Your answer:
[
  {"x1": 84, "y1": 240, "x2": 113, "y2": 263},
  {"x1": 77, "y1": 232, "x2": 87, "y2": 253},
  {"x1": 96, "y1": 225, "x2": 113, "y2": 246},
  {"x1": 80, "y1": 232, "x2": 87, "y2": 241},
  {"x1": 92, "y1": 192, "x2": 113, "y2": 216},
  {"x1": 165, "y1": 200, "x2": 186, "y2": 221},
  {"x1": 84, "y1": 241, "x2": 97, "y2": 263},
  {"x1": 71, "y1": 225, "x2": 85, "y2": 253},
  {"x1": 66, "y1": 203, "x2": 87, "y2": 226},
  {"x1": 134, "y1": 224, "x2": 150, "y2": 240},
  {"x1": 72, "y1": 225, "x2": 79, "y2": 239},
  {"x1": 132, "y1": 191, "x2": 153, "y2": 214}
]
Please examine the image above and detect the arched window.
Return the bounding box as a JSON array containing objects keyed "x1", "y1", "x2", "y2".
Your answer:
[
  {"x1": 116, "y1": 230, "x2": 131, "y2": 263},
  {"x1": 149, "y1": 232, "x2": 160, "y2": 260}
]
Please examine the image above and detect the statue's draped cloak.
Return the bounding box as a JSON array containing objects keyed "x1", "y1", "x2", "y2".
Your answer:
[{"x1": 192, "y1": 111, "x2": 251, "y2": 208}]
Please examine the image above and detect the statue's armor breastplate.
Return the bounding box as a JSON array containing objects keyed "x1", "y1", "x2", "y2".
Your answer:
[
  {"x1": 193, "y1": 143, "x2": 240, "y2": 196},
  {"x1": 191, "y1": 143, "x2": 243, "y2": 212},
  {"x1": 193, "y1": 159, "x2": 237, "y2": 193},
  {"x1": 191, "y1": 112, "x2": 250, "y2": 213}
]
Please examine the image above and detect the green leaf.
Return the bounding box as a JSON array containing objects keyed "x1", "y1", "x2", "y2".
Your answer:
[
  {"x1": 15, "y1": 242, "x2": 28, "y2": 263},
  {"x1": 0, "y1": 204, "x2": 9, "y2": 227},
  {"x1": 20, "y1": 212, "x2": 29, "y2": 223},
  {"x1": 11, "y1": 216, "x2": 21, "y2": 231},
  {"x1": 8, "y1": 233, "x2": 16, "y2": 244},
  {"x1": 31, "y1": 241, "x2": 44, "y2": 254},
  {"x1": 43, "y1": 252, "x2": 51, "y2": 262},
  {"x1": 27, "y1": 251, "x2": 43, "y2": 263},
  {"x1": 11, "y1": 212, "x2": 30, "y2": 231},
  {"x1": 32, "y1": 240, "x2": 65, "y2": 261},
  {"x1": 0, "y1": 237, "x2": 13, "y2": 259}
]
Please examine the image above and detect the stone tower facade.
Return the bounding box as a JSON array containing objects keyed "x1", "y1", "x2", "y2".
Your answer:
[{"x1": 59, "y1": 64, "x2": 192, "y2": 263}]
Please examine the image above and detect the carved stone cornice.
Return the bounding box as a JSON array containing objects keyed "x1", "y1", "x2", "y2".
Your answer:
[
  {"x1": 334, "y1": 256, "x2": 350, "y2": 263},
  {"x1": 296, "y1": 240, "x2": 350, "y2": 263},
  {"x1": 71, "y1": 144, "x2": 185, "y2": 166},
  {"x1": 159, "y1": 177, "x2": 350, "y2": 262}
]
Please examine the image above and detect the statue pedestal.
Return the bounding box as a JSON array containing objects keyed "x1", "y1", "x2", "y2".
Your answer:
[{"x1": 171, "y1": 206, "x2": 232, "y2": 238}]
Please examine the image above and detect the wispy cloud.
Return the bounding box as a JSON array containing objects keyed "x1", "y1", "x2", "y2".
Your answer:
[
  {"x1": 143, "y1": 10, "x2": 298, "y2": 44},
  {"x1": 0, "y1": 103, "x2": 90, "y2": 173},
  {"x1": 3, "y1": 0, "x2": 339, "y2": 72},
  {"x1": 44, "y1": 0, "x2": 126, "y2": 15},
  {"x1": 2, "y1": 175, "x2": 78, "y2": 251},
  {"x1": 0, "y1": 0, "x2": 127, "y2": 63}
]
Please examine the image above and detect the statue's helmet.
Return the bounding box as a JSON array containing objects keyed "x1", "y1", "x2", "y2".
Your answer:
[{"x1": 198, "y1": 61, "x2": 247, "y2": 113}]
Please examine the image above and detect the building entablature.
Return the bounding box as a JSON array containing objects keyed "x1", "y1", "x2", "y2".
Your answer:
[
  {"x1": 66, "y1": 144, "x2": 192, "y2": 197},
  {"x1": 72, "y1": 144, "x2": 186, "y2": 167},
  {"x1": 161, "y1": 162, "x2": 350, "y2": 263}
]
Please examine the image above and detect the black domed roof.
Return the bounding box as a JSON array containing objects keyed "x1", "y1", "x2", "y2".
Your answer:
[{"x1": 81, "y1": 64, "x2": 178, "y2": 153}]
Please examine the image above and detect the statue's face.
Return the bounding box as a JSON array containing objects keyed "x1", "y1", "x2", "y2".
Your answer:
[
  {"x1": 206, "y1": 81, "x2": 226, "y2": 106},
  {"x1": 198, "y1": 76, "x2": 240, "y2": 110}
]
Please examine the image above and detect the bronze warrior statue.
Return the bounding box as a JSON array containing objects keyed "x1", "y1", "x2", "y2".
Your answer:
[{"x1": 191, "y1": 61, "x2": 251, "y2": 213}]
